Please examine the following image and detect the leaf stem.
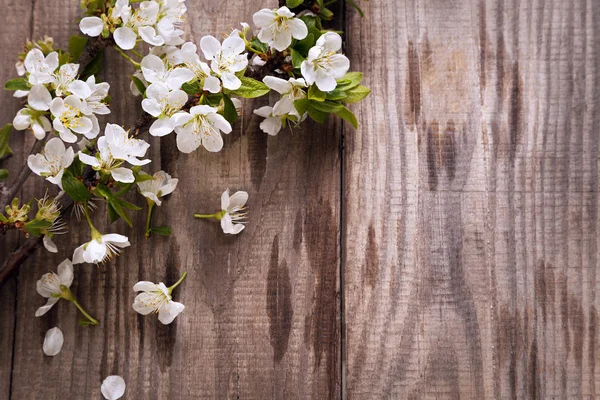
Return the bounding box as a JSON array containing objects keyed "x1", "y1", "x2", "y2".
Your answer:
[
  {"x1": 71, "y1": 298, "x2": 99, "y2": 325},
  {"x1": 113, "y1": 46, "x2": 140, "y2": 67},
  {"x1": 144, "y1": 200, "x2": 155, "y2": 238},
  {"x1": 193, "y1": 213, "x2": 218, "y2": 219}
]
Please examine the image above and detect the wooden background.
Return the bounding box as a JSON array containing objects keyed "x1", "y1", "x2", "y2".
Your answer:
[{"x1": 1, "y1": 0, "x2": 599, "y2": 398}]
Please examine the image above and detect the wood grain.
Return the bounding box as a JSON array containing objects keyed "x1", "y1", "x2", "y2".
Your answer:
[
  {"x1": 344, "y1": 0, "x2": 600, "y2": 398},
  {"x1": 1, "y1": 0, "x2": 341, "y2": 399}
]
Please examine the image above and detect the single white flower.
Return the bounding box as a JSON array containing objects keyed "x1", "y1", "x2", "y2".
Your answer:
[
  {"x1": 68, "y1": 75, "x2": 111, "y2": 115},
  {"x1": 43, "y1": 327, "x2": 64, "y2": 356},
  {"x1": 153, "y1": 0, "x2": 186, "y2": 45},
  {"x1": 301, "y1": 32, "x2": 350, "y2": 92},
  {"x1": 27, "y1": 138, "x2": 75, "y2": 188},
  {"x1": 137, "y1": 170, "x2": 178, "y2": 206},
  {"x1": 53, "y1": 63, "x2": 79, "y2": 96},
  {"x1": 142, "y1": 83, "x2": 188, "y2": 136},
  {"x1": 101, "y1": 375, "x2": 126, "y2": 400},
  {"x1": 78, "y1": 124, "x2": 150, "y2": 182},
  {"x1": 27, "y1": 84, "x2": 52, "y2": 111},
  {"x1": 263, "y1": 76, "x2": 307, "y2": 117},
  {"x1": 132, "y1": 279, "x2": 186, "y2": 325},
  {"x1": 199, "y1": 34, "x2": 248, "y2": 90},
  {"x1": 72, "y1": 233, "x2": 130, "y2": 264},
  {"x1": 35, "y1": 259, "x2": 73, "y2": 317},
  {"x1": 253, "y1": 106, "x2": 283, "y2": 136},
  {"x1": 114, "y1": 1, "x2": 158, "y2": 50},
  {"x1": 172, "y1": 105, "x2": 232, "y2": 153},
  {"x1": 24, "y1": 48, "x2": 58, "y2": 85},
  {"x1": 220, "y1": 189, "x2": 248, "y2": 234},
  {"x1": 13, "y1": 107, "x2": 52, "y2": 140},
  {"x1": 177, "y1": 42, "x2": 221, "y2": 93},
  {"x1": 141, "y1": 54, "x2": 194, "y2": 90},
  {"x1": 253, "y1": 6, "x2": 308, "y2": 51},
  {"x1": 50, "y1": 95, "x2": 99, "y2": 143}
]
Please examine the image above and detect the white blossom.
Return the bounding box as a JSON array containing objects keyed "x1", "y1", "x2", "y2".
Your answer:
[
  {"x1": 253, "y1": 6, "x2": 308, "y2": 51},
  {"x1": 301, "y1": 32, "x2": 350, "y2": 92},
  {"x1": 13, "y1": 107, "x2": 52, "y2": 140},
  {"x1": 137, "y1": 170, "x2": 178, "y2": 206},
  {"x1": 176, "y1": 42, "x2": 221, "y2": 93},
  {"x1": 24, "y1": 48, "x2": 58, "y2": 85},
  {"x1": 27, "y1": 138, "x2": 75, "y2": 188},
  {"x1": 101, "y1": 376, "x2": 126, "y2": 400},
  {"x1": 253, "y1": 106, "x2": 283, "y2": 136},
  {"x1": 220, "y1": 188, "x2": 248, "y2": 234},
  {"x1": 53, "y1": 63, "x2": 79, "y2": 96},
  {"x1": 140, "y1": 54, "x2": 194, "y2": 90},
  {"x1": 72, "y1": 233, "x2": 131, "y2": 264},
  {"x1": 172, "y1": 105, "x2": 232, "y2": 153},
  {"x1": 68, "y1": 75, "x2": 111, "y2": 115},
  {"x1": 132, "y1": 280, "x2": 185, "y2": 325},
  {"x1": 199, "y1": 34, "x2": 248, "y2": 90},
  {"x1": 142, "y1": 83, "x2": 188, "y2": 136},
  {"x1": 78, "y1": 123, "x2": 150, "y2": 182},
  {"x1": 35, "y1": 259, "x2": 73, "y2": 317},
  {"x1": 43, "y1": 327, "x2": 64, "y2": 357},
  {"x1": 263, "y1": 76, "x2": 307, "y2": 117},
  {"x1": 50, "y1": 95, "x2": 100, "y2": 143}
]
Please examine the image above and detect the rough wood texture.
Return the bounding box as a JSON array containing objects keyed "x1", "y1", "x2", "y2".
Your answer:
[
  {"x1": 1, "y1": 0, "x2": 599, "y2": 399},
  {"x1": 344, "y1": 0, "x2": 600, "y2": 399}
]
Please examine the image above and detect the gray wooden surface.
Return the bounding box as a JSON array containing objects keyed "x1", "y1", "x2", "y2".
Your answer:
[{"x1": 1, "y1": 0, "x2": 599, "y2": 399}]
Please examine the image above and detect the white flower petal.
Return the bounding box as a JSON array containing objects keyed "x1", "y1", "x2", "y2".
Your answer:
[
  {"x1": 158, "y1": 301, "x2": 185, "y2": 325},
  {"x1": 57, "y1": 259, "x2": 74, "y2": 287},
  {"x1": 80, "y1": 16, "x2": 104, "y2": 36},
  {"x1": 111, "y1": 167, "x2": 135, "y2": 183},
  {"x1": 228, "y1": 191, "x2": 248, "y2": 210},
  {"x1": 43, "y1": 235, "x2": 58, "y2": 253},
  {"x1": 43, "y1": 327, "x2": 64, "y2": 356},
  {"x1": 101, "y1": 376, "x2": 126, "y2": 400},
  {"x1": 199, "y1": 35, "x2": 221, "y2": 60},
  {"x1": 28, "y1": 85, "x2": 52, "y2": 111},
  {"x1": 149, "y1": 117, "x2": 175, "y2": 137},
  {"x1": 114, "y1": 27, "x2": 137, "y2": 50},
  {"x1": 35, "y1": 297, "x2": 59, "y2": 317}
]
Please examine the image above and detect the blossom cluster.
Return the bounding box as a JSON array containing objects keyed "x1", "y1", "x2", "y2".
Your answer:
[{"x1": 0, "y1": 1, "x2": 369, "y2": 396}]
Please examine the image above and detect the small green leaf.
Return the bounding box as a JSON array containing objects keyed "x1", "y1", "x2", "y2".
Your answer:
[
  {"x1": 334, "y1": 106, "x2": 359, "y2": 128},
  {"x1": 290, "y1": 48, "x2": 305, "y2": 69},
  {"x1": 326, "y1": 89, "x2": 348, "y2": 101},
  {"x1": 307, "y1": 107, "x2": 329, "y2": 124},
  {"x1": 93, "y1": 183, "x2": 113, "y2": 200},
  {"x1": 61, "y1": 170, "x2": 91, "y2": 203},
  {"x1": 221, "y1": 93, "x2": 238, "y2": 124},
  {"x1": 336, "y1": 72, "x2": 363, "y2": 90},
  {"x1": 230, "y1": 76, "x2": 270, "y2": 98},
  {"x1": 68, "y1": 35, "x2": 88, "y2": 62},
  {"x1": 131, "y1": 75, "x2": 147, "y2": 96},
  {"x1": 0, "y1": 124, "x2": 13, "y2": 160},
  {"x1": 108, "y1": 199, "x2": 132, "y2": 227},
  {"x1": 250, "y1": 37, "x2": 269, "y2": 54},
  {"x1": 0, "y1": 214, "x2": 8, "y2": 223},
  {"x1": 308, "y1": 85, "x2": 327, "y2": 102},
  {"x1": 4, "y1": 78, "x2": 29, "y2": 91},
  {"x1": 294, "y1": 32, "x2": 316, "y2": 56},
  {"x1": 310, "y1": 100, "x2": 343, "y2": 113},
  {"x1": 134, "y1": 172, "x2": 153, "y2": 183},
  {"x1": 114, "y1": 197, "x2": 142, "y2": 211},
  {"x1": 0, "y1": 169, "x2": 8, "y2": 180},
  {"x1": 181, "y1": 81, "x2": 200, "y2": 95},
  {"x1": 286, "y1": 0, "x2": 304, "y2": 8},
  {"x1": 344, "y1": 85, "x2": 371, "y2": 103},
  {"x1": 294, "y1": 98, "x2": 310, "y2": 115},
  {"x1": 151, "y1": 226, "x2": 172, "y2": 236},
  {"x1": 346, "y1": 0, "x2": 365, "y2": 17},
  {"x1": 23, "y1": 219, "x2": 52, "y2": 237},
  {"x1": 81, "y1": 49, "x2": 104, "y2": 79},
  {"x1": 107, "y1": 202, "x2": 119, "y2": 223},
  {"x1": 318, "y1": 6, "x2": 334, "y2": 20}
]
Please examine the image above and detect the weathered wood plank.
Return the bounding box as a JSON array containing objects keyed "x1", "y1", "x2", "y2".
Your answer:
[
  {"x1": 3, "y1": 0, "x2": 342, "y2": 399},
  {"x1": 344, "y1": 0, "x2": 600, "y2": 398},
  {"x1": 0, "y1": 0, "x2": 34, "y2": 397}
]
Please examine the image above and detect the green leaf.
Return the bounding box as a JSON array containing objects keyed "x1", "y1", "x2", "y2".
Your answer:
[
  {"x1": 134, "y1": 172, "x2": 153, "y2": 183},
  {"x1": 0, "y1": 169, "x2": 7, "y2": 180},
  {"x1": 131, "y1": 75, "x2": 147, "y2": 96},
  {"x1": 336, "y1": 72, "x2": 363, "y2": 91},
  {"x1": 81, "y1": 49, "x2": 104, "y2": 79},
  {"x1": 221, "y1": 93, "x2": 238, "y2": 124},
  {"x1": 93, "y1": 183, "x2": 113, "y2": 200},
  {"x1": 290, "y1": 48, "x2": 305, "y2": 69},
  {"x1": 23, "y1": 219, "x2": 52, "y2": 237},
  {"x1": 0, "y1": 214, "x2": 7, "y2": 223},
  {"x1": 114, "y1": 197, "x2": 141, "y2": 211},
  {"x1": 61, "y1": 170, "x2": 91, "y2": 203},
  {"x1": 230, "y1": 76, "x2": 270, "y2": 98},
  {"x1": 0, "y1": 124, "x2": 13, "y2": 160},
  {"x1": 286, "y1": 0, "x2": 304, "y2": 8},
  {"x1": 307, "y1": 107, "x2": 329, "y2": 124},
  {"x1": 344, "y1": 85, "x2": 371, "y2": 103},
  {"x1": 68, "y1": 35, "x2": 88, "y2": 62},
  {"x1": 4, "y1": 78, "x2": 29, "y2": 91},
  {"x1": 151, "y1": 226, "x2": 172, "y2": 236},
  {"x1": 181, "y1": 81, "x2": 200, "y2": 95},
  {"x1": 326, "y1": 89, "x2": 348, "y2": 101},
  {"x1": 294, "y1": 32, "x2": 316, "y2": 56},
  {"x1": 309, "y1": 100, "x2": 343, "y2": 113},
  {"x1": 308, "y1": 85, "x2": 327, "y2": 102},
  {"x1": 334, "y1": 106, "x2": 359, "y2": 128},
  {"x1": 318, "y1": 6, "x2": 334, "y2": 20},
  {"x1": 250, "y1": 37, "x2": 269, "y2": 54},
  {"x1": 108, "y1": 199, "x2": 132, "y2": 227},
  {"x1": 294, "y1": 98, "x2": 310, "y2": 115},
  {"x1": 107, "y1": 202, "x2": 119, "y2": 223}
]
